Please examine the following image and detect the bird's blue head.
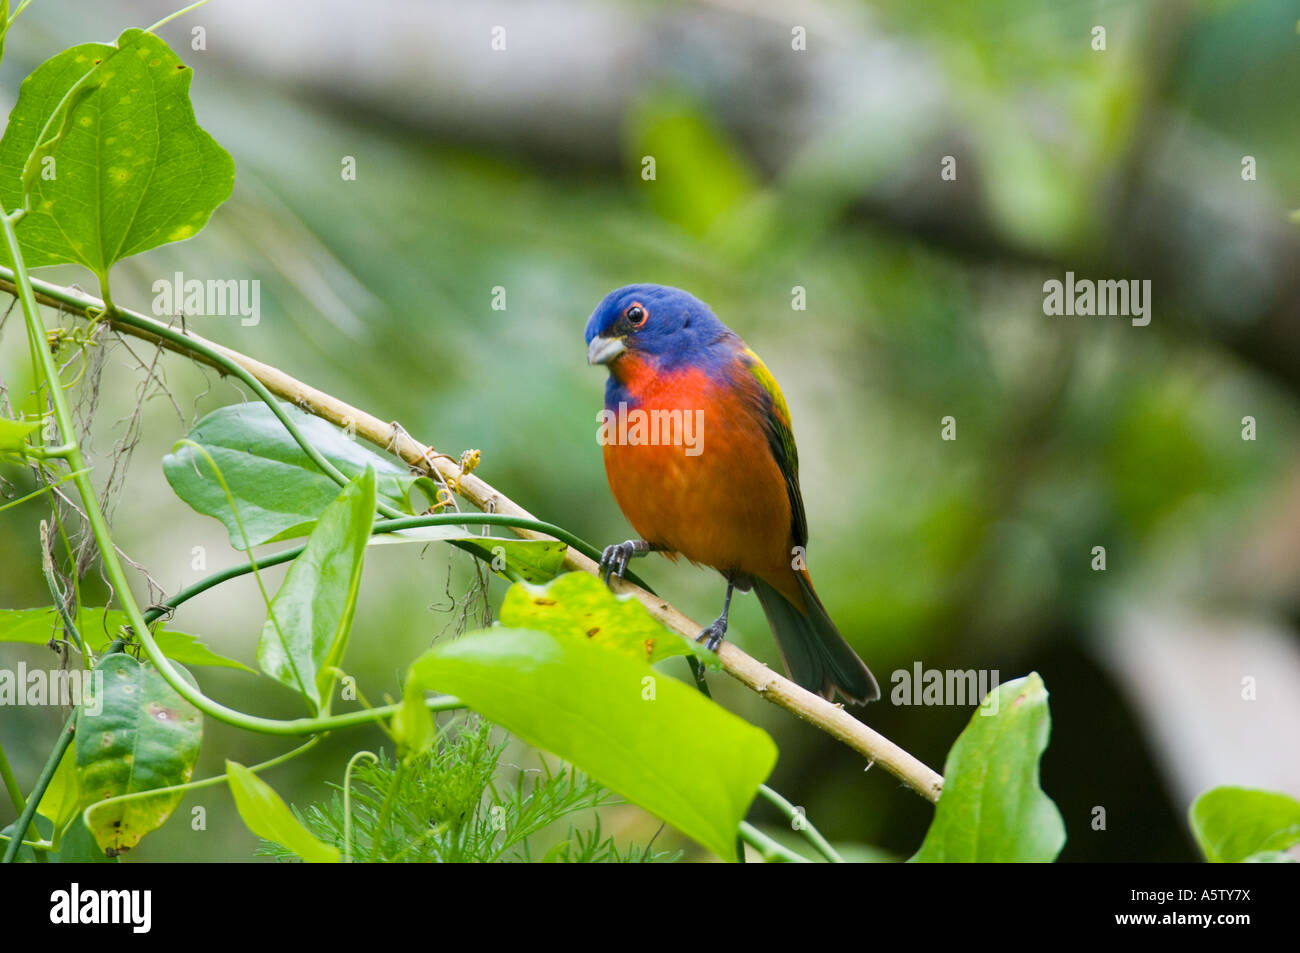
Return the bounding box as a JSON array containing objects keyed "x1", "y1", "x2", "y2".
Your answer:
[{"x1": 584, "y1": 284, "x2": 734, "y2": 374}]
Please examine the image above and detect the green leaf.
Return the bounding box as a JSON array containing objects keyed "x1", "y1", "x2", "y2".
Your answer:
[
  {"x1": 225, "y1": 761, "x2": 340, "y2": 863},
  {"x1": 47, "y1": 814, "x2": 117, "y2": 863},
  {"x1": 35, "y1": 744, "x2": 82, "y2": 835},
  {"x1": 0, "y1": 415, "x2": 39, "y2": 453},
  {"x1": 134, "y1": 626, "x2": 252, "y2": 672},
  {"x1": 445, "y1": 536, "x2": 569, "y2": 584},
  {"x1": 163, "y1": 401, "x2": 424, "y2": 549},
  {"x1": 1189, "y1": 786, "x2": 1300, "y2": 863},
  {"x1": 163, "y1": 402, "x2": 557, "y2": 581},
  {"x1": 370, "y1": 527, "x2": 568, "y2": 584},
  {"x1": 401, "y1": 626, "x2": 777, "y2": 861},
  {"x1": 498, "y1": 571, "x2": 713, "y2": 665},
  {"x1": 0, "y1": 30, "x2": 234, "y2": 274},
  {"x1": 912, "y1": 673, "x2": 1065, "y2": 863},
  {"x1": 257, "y1": 467, "x2": 375, "y2": 712},
  {"x1": 75, "y1": 653, "x2": 203, "y2": 855},
  {"x1": 0, "y1": 606, "x2": 251, "y2": 671}
]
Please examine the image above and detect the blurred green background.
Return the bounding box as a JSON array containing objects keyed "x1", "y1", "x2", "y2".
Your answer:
[{"x1": 2, "y1": 0, "x2": 1298, "y2": 861}]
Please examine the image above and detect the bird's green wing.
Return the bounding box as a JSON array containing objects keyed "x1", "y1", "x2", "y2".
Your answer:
[{"x1": 740, "y1": 347, "x2": 808, "y2": 547}]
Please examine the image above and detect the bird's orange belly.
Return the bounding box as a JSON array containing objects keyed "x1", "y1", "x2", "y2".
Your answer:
[{"x1": 602, "y1": 403, "x2": 793, "y2": 581}]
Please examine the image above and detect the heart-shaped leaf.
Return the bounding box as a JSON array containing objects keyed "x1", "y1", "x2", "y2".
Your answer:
[
  {"x1": 164, "y1": 401, "x2": 428, "y2": 549},
  {"x1": 0, "y1": 29, "x2": 234, "y2": 276}
]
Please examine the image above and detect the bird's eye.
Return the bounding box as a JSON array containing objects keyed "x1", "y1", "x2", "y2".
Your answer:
[{"x1": 625, "y1": 304, "x2": 647, "y2": 328}]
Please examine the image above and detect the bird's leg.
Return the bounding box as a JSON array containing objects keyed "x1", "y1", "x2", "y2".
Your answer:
[
  {"x1": 697, "y1": 583, "x2": 735, "y2": 653},
  {"x1": 599, "y1": 539, "x2": 659, "y2": 586}
]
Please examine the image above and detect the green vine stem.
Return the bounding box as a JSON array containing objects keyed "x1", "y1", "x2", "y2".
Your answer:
[
  {"x1": 154, "y1": 512, "x2": 644, "y2": 619},
  {"x1": 0, "y1": 742, "x2": 24, "y2": 815},
  {"x1": 341, "y1": 750, "x2": 379, "y2": 864},
  {"x1": 758, "y1": 783, "x2": 844, "y2": 863},
  {"x1": 738, "y1": 821, "x2": 811, "y2": 863}
]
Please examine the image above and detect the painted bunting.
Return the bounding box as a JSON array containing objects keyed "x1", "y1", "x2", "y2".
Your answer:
[{"x1": 585, "y1": 284, "x2": 880, "y2": 704}]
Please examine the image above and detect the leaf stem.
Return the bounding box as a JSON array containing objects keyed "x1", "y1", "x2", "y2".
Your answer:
[
  {"x1": 6, "y1": 0, "x2": 36, "y2": 30},
  {"x1": 144, "y1": 0, "x2": 211, "y2": 36}
]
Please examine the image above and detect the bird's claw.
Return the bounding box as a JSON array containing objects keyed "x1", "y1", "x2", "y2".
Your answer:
[
  {"x1": 696, "y1": 618, "x2": 728, "y2": 653},
  {"x1": 599, "y1": 541, "x2": 641, "y2": 587}
]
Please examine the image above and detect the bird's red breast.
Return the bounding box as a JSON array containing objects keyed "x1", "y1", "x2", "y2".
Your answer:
[{"x1": 601, "y1": 351, "x2": 804, "y2": 607}]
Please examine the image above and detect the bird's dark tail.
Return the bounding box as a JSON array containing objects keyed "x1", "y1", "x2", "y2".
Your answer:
[{"x1": 753, "y1": 574, "x2": 880, "y2": 705}]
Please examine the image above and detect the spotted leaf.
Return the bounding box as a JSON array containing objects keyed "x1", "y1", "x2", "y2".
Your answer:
[
  {"x1": 0, "y1": 29, "x2": 234, "y2": 275},
  {"x1": 75, "y1": 653, "x2": 202, "y2": 856}
]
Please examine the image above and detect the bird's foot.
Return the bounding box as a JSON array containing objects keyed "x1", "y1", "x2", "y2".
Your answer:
[
  {"x1": 696, "y1": 616, "x2": 728, "y2": 653},
  {"x1": 599, "y1": 539, "x2": 653, "y2": 586}
]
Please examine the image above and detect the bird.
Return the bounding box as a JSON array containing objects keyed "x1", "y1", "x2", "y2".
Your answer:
[{"x1": 585, "y1": 283, "x2": 879, "y2": 704}]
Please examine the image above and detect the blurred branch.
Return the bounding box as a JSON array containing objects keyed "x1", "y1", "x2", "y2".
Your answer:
[{"x1": 0, "y1": 267, "x2": 946, "y2": 804}]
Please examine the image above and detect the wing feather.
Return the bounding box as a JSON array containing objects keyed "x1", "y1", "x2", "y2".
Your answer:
[{"x1": 738, "y1": 347, "x2": 808, "y2": 547}]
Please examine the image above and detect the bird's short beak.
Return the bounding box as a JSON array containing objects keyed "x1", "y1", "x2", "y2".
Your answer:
[{"x1": 587, "y1": 335, "x2": 627, "y2": 366}]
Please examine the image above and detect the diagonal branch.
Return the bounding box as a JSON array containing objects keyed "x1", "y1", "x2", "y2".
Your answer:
[{"x1": 0, "y1": 268, "x2": 944, "y2": 803}]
